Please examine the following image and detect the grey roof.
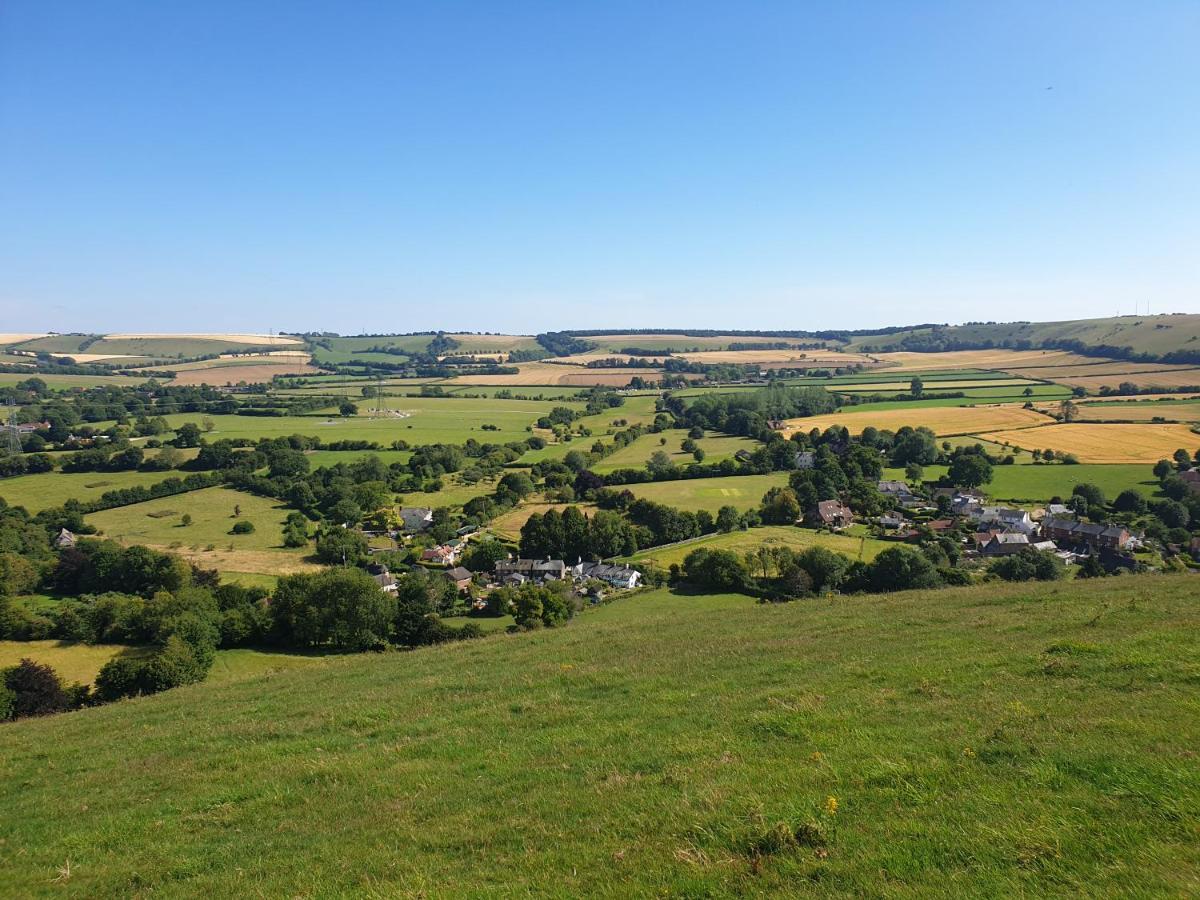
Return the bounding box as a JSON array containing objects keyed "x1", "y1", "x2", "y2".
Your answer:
[
  {"x1": 990, "y1": 533, "x2": 1029, "y2": 545},
  {"x1": 444, "y1": 567, "x2": 473, "y2": 582}
]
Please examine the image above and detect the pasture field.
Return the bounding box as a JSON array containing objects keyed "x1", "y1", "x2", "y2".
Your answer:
[
  {"x1": 146, "y1": 398, "x2": 579, "y2": 445},
  {"x1": 399, "y1": 476, "x2": 499, "y2": 509},
  {"x1": 977, "y1": 423, "x2": 1200, "y2": 464},
  {"x1": 782, "y1": 404, "x2": 1050, "y2": 437},
  {"x1": 86, "y1": 486, "x2": 295, "y2": 552},
  {"x1": 591, "y1": 432, "x2": 758, "y2": 474},
  {"x1": 3, "y1": 577, "x2": 1196, "y2": 895},
  {"x1": 489, "y1": 502, "x2": 600, "y2": 541},
  {"x1": 621, "y1": 524, "x2": 888, "y2": 568},
  {"x1": 3, "y1": 334, "x2": 100, "y2": 353},
  {"x1": 0, "y1": 640, "x2": 146, "y2": 685},
  {"x1": 87, "y1": 336, "x2": 296, "y2": 358},
  {"x1": 168, "y1": 361, "x2": 320, "y2": 386},
  {"x1": 0, "y1": 641, "x2": 329, "y2": 687},
  {"x1": 882, "y1": 464, "x2": 1157, "y2": 504},
  {"x1": 0, "y1": 469, "x2": 189, "y2": 513},
  {"x1": 577, "y1": 393, "x2": 660, "y2": 430},
  {"x1": 624, "y1": 473, "x2": 789, "y2": 512},
  {"x1": 303, "y1": 449, "x2": 413, "y2": 469}
]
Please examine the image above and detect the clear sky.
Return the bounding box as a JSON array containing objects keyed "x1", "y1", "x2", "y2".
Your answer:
[{"x1": 2, "y1": 1, "x2": 1197, "y2": 334}]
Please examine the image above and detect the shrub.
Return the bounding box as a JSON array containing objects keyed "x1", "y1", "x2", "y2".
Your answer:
[{"x1": 230, "y1": 520, "x2": 255, "y2": 535}]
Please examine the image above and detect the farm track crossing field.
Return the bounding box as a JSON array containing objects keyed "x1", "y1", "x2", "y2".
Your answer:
[
  {"x1": 86, "y1": 486, "x2": 296, "y2": 552},
  {"x1": 781, "y1": 405, "x2": 1051, "y2": 437},
  {"x1": 976, "y1": 423, "x2": 1200, "y2": 464},
  {"x1": 624, "y1": 473, "x2": 790, "y2": 512},
  {"x1": 3, "y1": 578, "x2": 1196, "y2": 895},
  {"x1": 0, "y1": 469, "x2": 191, "y2": 513},
  {"x1": 621, "y1": 524, "x2": 888, "y2": 568}
]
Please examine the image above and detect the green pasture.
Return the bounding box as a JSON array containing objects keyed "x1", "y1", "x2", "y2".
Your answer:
[
  {"x1": 86, "y1": 486, "x2": 295, "y2": 550},
  {"x1": 2, "y1": 576, "x2": 1196, "y2": 895},
  {"x1": 0, "y1": 469, "x2": 188, "y2": 513},
  {"x1": 591, "y1": 432, "x2": 758, "y2": 474},
  {"x1": 621, "y1": 523, "x2": 887, "y2": 568},
  {"x1": 624, "y1": 472, "x2": 789, "y2": 512}
]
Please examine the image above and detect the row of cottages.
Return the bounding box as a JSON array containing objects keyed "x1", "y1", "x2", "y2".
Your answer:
[
  {"x1": 493, "y1": 557, "x2": 642, "y2": 590},
  {"x1": 1041, "y1": 517, "x2": 1134, "y2": 551},
  {"x1": 368, "y1": 562, "x2": 474, "y2": 594}
]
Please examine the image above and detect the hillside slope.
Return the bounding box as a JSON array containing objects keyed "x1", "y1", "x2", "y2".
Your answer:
[
  {"x1": 843, "y1": 314, "x2": 1200, "y2": 359},
  {"x1": 2, "y1": 579, "x2": 1198, "y2": 896}
]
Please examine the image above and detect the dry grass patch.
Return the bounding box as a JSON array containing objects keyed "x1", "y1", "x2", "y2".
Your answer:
[
  {"x1": 106, "y1": 332, "x2": 303, "y2": 345},
  {"x1": 1038, "y1": 401, "x2": 1200, "y2": 423},
  {"x1": 781, "y1": 404, "x2": 1050, "y2": 437},
  {"x1": 169, "y1": 362, "x2": 320, "y2": 385},
  {"x1": 1051, "y1": 369, "x2": 1200, "y2": 391},
  {"x1": 490, "y1": 502, "x2": 600, "y2": 541},
  {"x1": 455, "y1": 362, "x2": 665, "y2": 386},
  {"x1": 674, "y1": 349, "x2": 874, "y2": 367},
  {"x1": 976, "y1": 422, "x2": 1200, "y2": 463}
]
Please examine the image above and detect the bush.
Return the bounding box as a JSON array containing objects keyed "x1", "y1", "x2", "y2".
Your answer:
[
  {"x1": 989, "y1": 549, "x2": 1063, "y2": 583},
  {"x1": 230, "y1": 520, "x2": 255, "y2": 535},
  {"x1": 2, "y1": 659, "x2": 72, "y2": 719}
]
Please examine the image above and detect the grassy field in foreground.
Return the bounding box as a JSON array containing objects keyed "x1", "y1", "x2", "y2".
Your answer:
[
  {"x1": 1, "y1": 577, "x2": 1198, "y2": 895},
  {"x1": 621, "y1": 524, "x2": 888, "y2": 568},
  {"x1": 882, "y1": 463, "x2": 1158, "y2": 504}
]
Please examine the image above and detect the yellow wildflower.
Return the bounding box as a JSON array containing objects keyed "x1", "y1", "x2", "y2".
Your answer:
[
  {"x1": 824, "y1": 795, "x2": 838, "y2": 816},
  {"x1": 963, "y1": 746, "x2": 976, "y2": 758}
]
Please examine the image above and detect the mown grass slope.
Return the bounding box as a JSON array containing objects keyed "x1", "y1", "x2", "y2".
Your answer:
[{"x1": 1, "y1": 578, "x2": 1198, "y2": 896}]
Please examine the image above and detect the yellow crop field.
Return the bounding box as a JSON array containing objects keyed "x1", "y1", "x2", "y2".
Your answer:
[
  {"x1": 832, "y1": 378, "x2": 1034, "y2": 392},
  {"x1": 1043, "y1": 401, "x2": 1200, "y2": 423},
  {"x1": 976, "y1": 423, "x2": 1200, "y2": 463},
  {"x1": 872, "y1": 350, "x2": 1091, "y2": 372},
  {"x1": 105, "y1": 332, "x2": 304, "y2": 345},
  {"x1": 1012, "y1": 361, "x2": 1195, "y2": 380},
  {"x1": 455, "y1": 361, "x2": 667, "y2": 386},
  {"x1": 781, "y1": 404, "x2": 1050, "y2": 437}
]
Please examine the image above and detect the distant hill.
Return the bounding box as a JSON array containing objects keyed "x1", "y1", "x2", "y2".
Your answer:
[
  {"x1": 842, "y1": 314, "x2": 1200, "y2": 364},
  {"x1": 2, "y1": 577, "x2": 1197, "y2": 895}
]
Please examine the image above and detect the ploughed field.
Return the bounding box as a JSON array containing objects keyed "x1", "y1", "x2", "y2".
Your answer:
[{"x1": 1, "y1": 578, "x2": 1197, "y2": 896}]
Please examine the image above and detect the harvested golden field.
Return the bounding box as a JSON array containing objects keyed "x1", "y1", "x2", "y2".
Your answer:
[
  {"x1": 146, "y1": 545, "x2": 322, "y2": 576},
  {"x1": 781, "y1": 404, "x2": 1051, "y2": 437},
  {"x1": 0, "y1": 333, "x2": 49, "y2": 344},
  {"x1": 58, "y1": 353, "x2": 144, "y2": 363},
  {"x1": 105, "y1": 332, "x2": 303, "y2": 345},
  {"x1": 1039, "y1": 401, "x2": 1200, "y2": 423},
  {"x1": 1052, "y1": 369, "x2": 1200, "y2": 391},
  {"x1": 455, "y1": 361, "x2": 665, "y2": 386},
  {"x1": 674, "y1": 349, "x2": 874, "y2": 367},
  {"x1": 170, "y1": 362, "x2": 320, "y2": 385},
  {"x1": 1012, "y1": 361, "x2": 1197, "y2": 379},
  {"x1": 976, "y1": 423, "x2": 1200, "y2": 463},
  {"x1": 872, "y1": 349, "x2": 1092, "y2": 372}
]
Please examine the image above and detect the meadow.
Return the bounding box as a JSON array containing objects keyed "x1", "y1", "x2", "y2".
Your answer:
[
  {"x1": 86, "y1": 486, "x2": 294, "y2": 552},
  {"x1": 621, "y1": 524, "x2": 888, "y2": 568},
  {"x1": 624, "y1": 473, "x2": 790, "y2": 512},
  {"x1": 590, "y1": 432, "x2": 758, "y2": 474},
  {"x1": 0, "y1": 469, "x2": 187, "y2": 513},
  {"x1": 1, "y1": 577, "x2": 1196, "y2": 895},
  {"x1": 883, "y1": 464, "x2": 1158, "y2": 504}
]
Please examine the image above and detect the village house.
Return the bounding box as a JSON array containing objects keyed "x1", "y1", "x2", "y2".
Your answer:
[
  {"x1": 16, "y1": 420, "x2": 50, "y2": 434},
  {"x1": 793, "y1": 450, "x2": 815, "y2": 469},
  {"x1": 420, "y1": 544, "x2": 461, "y2": 566},
  {"x1": 575, "y1": 562, "x2": 642, "y2": 590},
  {"x1": 398, "y1": 507, "x2": 434, "y2": 533},
  {"x1": 54, "y1": 528, "x2": 76, "y2": 549},
  {"x1": 494, "y1": 557, "x2": 569, "y2": 582},
  {"x1": 980, "y1": 533, "x2": 1030, "y2": 556},
  {"x1": 968, "y1": 506, "x2": 1037, "y2": 535},
  {"x1": 443, "y1": 566, "x2": 474, "y2": 592},
  {"x1": 366, "y1": 563, "x2": 398, "y2": 594},
  {"x1": 1041, "y1": 517, "x2": 1133, "y2": 551},
  {"x1": 877, "y1": 512, "x2": 909, "y2": 530},
  {"x1": 808, "y1": 499, "x2": 853, "y2": 529}
]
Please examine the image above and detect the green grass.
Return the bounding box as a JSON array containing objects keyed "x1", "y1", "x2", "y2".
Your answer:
[
  {"x1": 621, "y1": 524, "x2": 888, "y2": 568},
  {"x1": 884, "y1": 462, "x2": 1159, "y2": 504},
  {"x1": 0, "y1": 469, "x2": 190, "y2": 513},
  {"x1": 304, "y1": 448, "x2": 412, "y2": 469},
  {"x1": 591, "y1": 432, "x2": 758, "y2": 474},
  {"x1": 145, "y1": 397, "x2": 579, "y2": 446},
  {"x1": 0, "y1": 640, "x2": 147, "y2": 685},
  {"x1": 1, "y1": 576, "x2": 1198, "y2": 895},
  {"x1": 219, "y1": 572, "x2": 280, "y2": 591},
  {"x1": 625, "y1": 473, "x2": 790, "y2": 512},
  {"x1": 86, "y1": 486, "x2": 296, "y2": 551},
  {"x1": 0, "y1": 372, "x2": 151, "y2": 389}
]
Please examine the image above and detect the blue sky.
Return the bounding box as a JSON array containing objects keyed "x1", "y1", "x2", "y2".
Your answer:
[{"x1": 1, "y1": 1, "x2": 1197, "y2": 334}]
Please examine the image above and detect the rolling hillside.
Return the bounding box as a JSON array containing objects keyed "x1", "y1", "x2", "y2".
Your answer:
[
  {"x1": 1, "y1": 577, "x2": 1197, "y2": 896},
  {"x1": 843, "y1": 314, "x2": 1200, "y2": 360}
]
